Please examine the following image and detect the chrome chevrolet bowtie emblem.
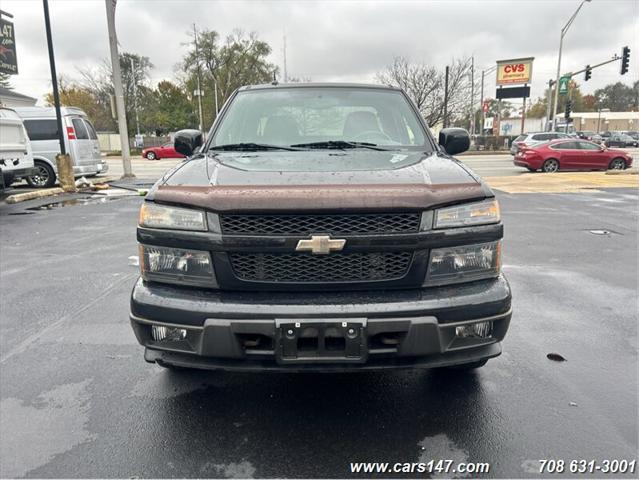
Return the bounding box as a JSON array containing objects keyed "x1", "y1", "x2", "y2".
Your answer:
[{"x1": 296, "y1": 235, "x2": 346, "y2": 255}]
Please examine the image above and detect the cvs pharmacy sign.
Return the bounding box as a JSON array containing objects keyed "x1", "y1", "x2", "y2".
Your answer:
[{"x1": 496, "y1": 57, "x2": 534, "y2": 86}]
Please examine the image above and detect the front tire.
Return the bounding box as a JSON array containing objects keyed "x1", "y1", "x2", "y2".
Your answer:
[
  {"x1": 609, "y1": 158, "x2": 626, "y2": 170},
  {"x1": 145, "y1": 152, "x2": 157, "y2": 160},
  {"x1": 26, "y1": 161, "x2": 56, "y2": 188},
  {"x1": 542, "y1": 158, "x2": 560, "y2": 173}
]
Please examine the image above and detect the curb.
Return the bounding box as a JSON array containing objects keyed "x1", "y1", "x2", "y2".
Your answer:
[
  {"x1": 605, "y1": 170, "x2": 639, "y2": 175},
  {"x1": 6, "y1": 188, "x2": 65, "y2": 204}
]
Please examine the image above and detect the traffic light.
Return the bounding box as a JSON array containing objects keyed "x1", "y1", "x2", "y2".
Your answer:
[
  {"x1": 621, "y1": 46, "x2": 630, "y2": 75},
  {"x1": 584, "y1": 65, "x2": 592, "y2": 81},
  {"x1": 564, "y1": 100, "x2": 573, "y2": 119}
]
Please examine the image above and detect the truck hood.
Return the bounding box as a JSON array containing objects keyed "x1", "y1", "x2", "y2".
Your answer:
[{"x1": 150, "y1": 150, "x2": 489, "y2": 212}]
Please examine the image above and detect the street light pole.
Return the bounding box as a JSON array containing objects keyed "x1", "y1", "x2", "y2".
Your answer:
[
  {"x1": 551, "y1": 0, "x2": 591, "y2": 131},
  {"x1": 105, "y1": 0, "x2": 133, "y2": 178},
  {"x1": 193, "y1": 24, "x2": 204, "y2": 133}
]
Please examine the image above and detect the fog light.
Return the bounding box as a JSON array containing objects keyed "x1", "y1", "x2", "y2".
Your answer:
[
  {"x1": 151, "y1": 325, "x2": 187, "y2": 342},
  {"x1": 455, "y1": 321, "x2": 493, "y2": 338}
]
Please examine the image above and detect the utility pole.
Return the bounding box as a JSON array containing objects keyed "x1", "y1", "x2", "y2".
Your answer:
[
  {"x1": 545, "y1": 79, "x2": 554, "y2": 131},
  {"x1": 42, "y1": 0, "x2": 64, "y2": 157},
  {"x1": 283, "y1": 32, "x2": 288, "y2": 83},
  {"x1": 469, "y1": 56, "x2": 475, "y2": 135},
  {"x1": 42, "y1": 0, "x2": 75, "y2": 191},
  {"x1": 443, "y1": 65, "x2": 449, "y2": 129},
  {"x1": 480, "y1": 70, "x2": 485, "y2": 137},
  {"x1": 521, "y1": 94, "x2": 527, "y2": 135},
  {"x1": 129, "y1": 56, "x2": 140, "y2": 136},
  {"x1": 193, "y1": 24, "x2": 204, "y2": 132},
  {"x1": 105, "y1": 0, "x2": 133, "y2": 178}
]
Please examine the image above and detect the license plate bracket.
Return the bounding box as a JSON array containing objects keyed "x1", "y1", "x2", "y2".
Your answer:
[{"x1": 275, "y1": 318, "x2": 368, "y2": 364}]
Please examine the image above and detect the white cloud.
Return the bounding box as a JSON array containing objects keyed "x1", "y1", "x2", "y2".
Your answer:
[{"x1": 3, "y1": 0, "x2": 637, "y2": 105}]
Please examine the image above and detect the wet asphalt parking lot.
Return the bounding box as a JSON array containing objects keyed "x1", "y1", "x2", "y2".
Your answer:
[{"x1": 0, "y1": 186, "x2": 637, "y2": 478}]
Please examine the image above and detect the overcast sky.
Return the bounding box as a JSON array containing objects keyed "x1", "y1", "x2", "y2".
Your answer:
[{"x1": 3, "y1": 0, "x2": 638, "y2": 107}]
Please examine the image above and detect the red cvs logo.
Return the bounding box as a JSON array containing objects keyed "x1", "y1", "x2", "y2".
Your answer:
[{"x1": 504, "y1": 64, "x2": 525, "y2": 74}]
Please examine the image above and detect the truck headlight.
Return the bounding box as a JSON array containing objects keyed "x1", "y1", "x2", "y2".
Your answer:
[
  {"x1": 434, "y1": 199, "x2": 500, "y2": 229},
  {"x1": 424, "y1": 241, "x2": 501, "y2": 286},
  {"x1": 139, "y1": 202, "x2": 207, "y2": 231},
  {"x1": 139, "y1": 244, "x2": 218, "y2": 287}
]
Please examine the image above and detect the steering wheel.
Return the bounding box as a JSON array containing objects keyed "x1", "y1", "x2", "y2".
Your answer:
[{"x1": 351, "y1": 130, "x2": 393, "y2": 143}]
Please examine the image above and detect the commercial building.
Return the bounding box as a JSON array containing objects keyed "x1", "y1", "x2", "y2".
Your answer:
[
  {"x1": 0, "y1": 87, "x2": 37, "y2": 108},
  {"x1": 571, "y1": 111, "x2": 639, "y2": 133}
]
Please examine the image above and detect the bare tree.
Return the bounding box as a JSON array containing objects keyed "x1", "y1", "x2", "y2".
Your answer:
[{"x1": 377, "y1": 56, "x2": 473, "y2": 127}]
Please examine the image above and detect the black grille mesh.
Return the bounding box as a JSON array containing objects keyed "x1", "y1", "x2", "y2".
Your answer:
[
  {"x1": 229, "y1": 252, "x2": 413, "y2": 283},
  {"x1": 220, "y1": 213, "x2": 420, "y2": 236}
]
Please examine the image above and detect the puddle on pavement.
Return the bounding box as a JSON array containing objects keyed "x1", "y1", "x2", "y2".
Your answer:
[{"x1": 27, "y1": 196, "x2": 123, "y2": 211}]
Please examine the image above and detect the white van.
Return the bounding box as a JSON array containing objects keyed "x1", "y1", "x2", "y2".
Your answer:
[
  {"x1": 0, "y1": 107, "x2": 37, "y2": 191},
  {"x1": 14, "y1": 106, "x2": 108, "y2": 188}
]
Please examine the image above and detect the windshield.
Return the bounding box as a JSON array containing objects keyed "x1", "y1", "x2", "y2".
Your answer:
[{"x1": 211, "y1": 87, "x2": 429, "y2": 151}]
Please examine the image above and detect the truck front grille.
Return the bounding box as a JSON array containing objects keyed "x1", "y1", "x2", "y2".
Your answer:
[
  {"x1": 229, "y1": 251, "x2": 413, "y2": 283},
  {"x1": 220, "y1": 213, "x2": 420, "y2": 236}
]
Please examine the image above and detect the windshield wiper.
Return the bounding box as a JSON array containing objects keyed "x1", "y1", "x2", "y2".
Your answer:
[
  {"x1": 209, "y1": 143, "x2": 302, "y2": 152},
  {"x1": 290, "y1": 140, "x2": 390, "y2": 151}
]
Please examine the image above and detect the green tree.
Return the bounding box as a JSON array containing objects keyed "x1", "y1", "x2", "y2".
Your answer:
[
  {"x1": 182, "y1": 29, "x2": 277, "y2": 127},
  {"x1": 526, "y1": 81, "x2": 593, "y2": 119},
  {"x1": 594, "y1": 82, "x2": 636, "y2": 111},
  {"x1": 141, "y1": 81, "x2": 196, "y2": 135}
]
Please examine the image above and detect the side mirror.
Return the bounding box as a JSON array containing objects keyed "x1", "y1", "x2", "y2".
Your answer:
[
  {"x1": 174, "y1": 129, "x2": 203, "y2": 157},
  {"x1": 439, "y1": 128, "x2": 470, "y2": 155}
]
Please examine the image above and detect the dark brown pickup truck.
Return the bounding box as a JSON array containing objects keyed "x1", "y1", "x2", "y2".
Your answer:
[{"x1": 130, "y1": 83, "x2": 512, "y2": 372}]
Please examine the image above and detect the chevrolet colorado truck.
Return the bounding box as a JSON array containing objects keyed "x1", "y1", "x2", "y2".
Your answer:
[{"x1": 130, "y1": 83, "x2": 512, "y2": 372}]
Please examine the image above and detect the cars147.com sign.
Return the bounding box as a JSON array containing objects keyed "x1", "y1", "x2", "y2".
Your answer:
[{"x1": 496, "y1": 57, "x2": 534, "y2": 86}]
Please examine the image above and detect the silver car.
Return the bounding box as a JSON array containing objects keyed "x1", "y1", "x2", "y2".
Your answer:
[
  {"x1": 510, "y1": 132, "x2": 571, "y2": 155},
  {"x1": 14, "y1": 106, "x2": 108, "y2": 188}
]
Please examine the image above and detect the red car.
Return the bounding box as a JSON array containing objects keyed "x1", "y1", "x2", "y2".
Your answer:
[
  {"x1": 514, "y1": 139, "x2": 633, "y2": 173},
  {"x1": 141, "y1": 143, "x2": 185, "y2": 160}
]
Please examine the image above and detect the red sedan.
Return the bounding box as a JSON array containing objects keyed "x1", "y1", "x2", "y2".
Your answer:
[
  {"x1": 141, "y1": 142, "x2": 185, "y2": 160},
  {"x1": 514, "y1": 139, "x2": 633, "y2": 173}
]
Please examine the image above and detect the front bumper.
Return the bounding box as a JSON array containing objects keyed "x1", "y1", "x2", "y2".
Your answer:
[
  {"x1": 130, "y1": 275, "x2": 512, "y2": 371},
  {"x1": 71, "y1": 161, "x2": 109, "y2": 176}
]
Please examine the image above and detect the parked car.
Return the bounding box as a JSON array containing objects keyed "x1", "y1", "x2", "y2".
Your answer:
[
  {"x1": 604, "y1": 133, "x2": 638, "y2": 148},
  {"x1": 130, "y1": 83, "x2": 512, "y2": 372},
  {"x1": 141, "y1": 142, "x2": 186, "y2": 160},
  {"x1": 510, "y1": 132, "x2": 571, "y2": 155},
  {"x1": 576, "y1": 130, "x2": 600, "y2": 141},
  {"x1": 514, "y1": 139, "x2": 633, "y2": 172},
  {"x1": 0, "y1": 107, "x2": 37, "y2": 190},
  {"x1": 14, "y1": 106, "x2": 108, "y2": 188},
  {"x1": 625, "y1": 131, "x2": 639, "y2": 141}
]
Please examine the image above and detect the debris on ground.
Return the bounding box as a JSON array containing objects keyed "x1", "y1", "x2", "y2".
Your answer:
[
  {"x1": 569, "y1": 402, "x2": 578, "y2": 407},
  {"x1": 75, "y1": 176, "x2": 93, "y2": 188},
  {"x1": 546, "y1": 353, "x2": 567, "y2": 362},
  {"x1": 128, "y1": 255, "x2": 139, "y2": 267}
]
